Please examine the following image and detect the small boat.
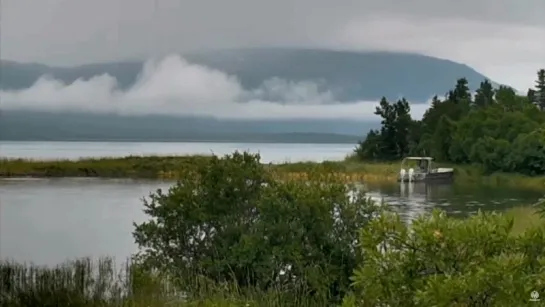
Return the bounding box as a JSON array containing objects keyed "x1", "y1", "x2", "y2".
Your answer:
[{"x1": 398, "y1": 157, "x2": 454, "y2": 182}]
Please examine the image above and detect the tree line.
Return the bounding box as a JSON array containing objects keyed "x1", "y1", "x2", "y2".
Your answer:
[{"x1": 354, "y1": 69, "x2": 545, "y2": 176}]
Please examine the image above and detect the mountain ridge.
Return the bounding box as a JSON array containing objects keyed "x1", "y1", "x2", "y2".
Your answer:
[
  {"x1": 0, "y1": 48, "x2": 500, "y2": 102},
  {"x1": 0, "y1": 48, "x2": 502, "y2": 142}
]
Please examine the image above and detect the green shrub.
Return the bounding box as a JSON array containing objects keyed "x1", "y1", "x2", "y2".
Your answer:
[
  {"x1": 132, "y1": 151, "x2": 380, "y2": 304},
  {"x1": 346, "y1": 209, "x2": 545, "y2": 306}
]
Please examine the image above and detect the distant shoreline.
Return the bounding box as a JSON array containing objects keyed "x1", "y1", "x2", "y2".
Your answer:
[
  {"x1": 0, "y1": 138, "x2": 359, "y2": 144},
  {"x1": 1, "y1": 155, "x2": 544, "y2": 191},
  {"x1": 0, "y1": 155, "x2": 396, "y2": 183}
]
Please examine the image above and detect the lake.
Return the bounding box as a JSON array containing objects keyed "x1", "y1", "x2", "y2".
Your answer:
[
  {"x1": 0, "y1": 141, "x2": 542, "y2": 266},
  {"x1": 0, "y1": 141, "x2": 355, "y2": 163}
]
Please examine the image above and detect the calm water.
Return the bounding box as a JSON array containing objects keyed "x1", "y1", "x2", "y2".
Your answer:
[
  {"x1": 0, "y1": 141, "x2": 355, "y2": 163},
  {"x1": 0, "y1": 141, "x2": 541, "y2": 266}
]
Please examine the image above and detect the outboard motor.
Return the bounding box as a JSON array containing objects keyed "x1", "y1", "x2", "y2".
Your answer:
[
  {"x1": 408, "y1": 168, "x2": 414, "y2": 182},
  {"x1": 399, "y1": 168, "x2": 406, "y2": 181}
]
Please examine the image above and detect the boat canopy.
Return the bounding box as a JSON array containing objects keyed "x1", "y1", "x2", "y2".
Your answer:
[{"x1": 403, "y1": 157, "x2": 433, "y2": 160}]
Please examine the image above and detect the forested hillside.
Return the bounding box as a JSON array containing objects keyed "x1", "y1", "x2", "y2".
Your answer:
[{"x1": 355, "y1": 69, "x2": 545, "y2": 175}]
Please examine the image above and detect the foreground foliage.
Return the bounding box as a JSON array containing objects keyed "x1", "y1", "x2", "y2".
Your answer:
[
  {"x1": 133, "y1": 152, "x2": 379, "y2": 304},
  {"x1": 0, "y1": 257, "x2": 323, "y2": 307},
  {"x1": 346, "y1": 210, "x2": 545, "y2": 306},
  {"x1": 355, "y1": 69, "x2": 545, "y2": 176},
  {"x1": 3, "y1": 153, "x2": 545, "y2": 306},
  {"x1": 3, "y1": 209, "x2": 545, "y2": 306}
]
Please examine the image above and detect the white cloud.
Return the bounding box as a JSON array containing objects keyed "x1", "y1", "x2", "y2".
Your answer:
[
  {"x1": 2, "y1": 0, "x2": 543, "y2": 91},
  {"x1": 0, "y1": 55, "x2": 433, "y2": 121},
  {"x1": 333, "y1": 15, "x2": 545, "y2": 90}
]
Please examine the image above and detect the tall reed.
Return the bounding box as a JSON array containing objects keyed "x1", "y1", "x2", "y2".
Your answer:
[{"x1": 0, "y1": 257, "x2": 324, "y2": 307}]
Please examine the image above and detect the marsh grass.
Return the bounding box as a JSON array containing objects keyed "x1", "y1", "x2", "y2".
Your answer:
[
  {"x1": 0, "y1": 155, "x2": 398, "y2": 183},
  {"x1": 452, "y1": 164, "x2": 545, "y2": 191},
  {"x1": 0, "y1": 257, "x2": 175, "y2": 307},
  {"x1": 505, "y1": 206, "x2": 545, "y2": 236},
  {"x1": 0, "y1": 156, "x2": 212, "y2": 179},
  {"x1": 0, "y1": 257, "x2": 325, "y2": 307},
  {"x1": 2, "y1": 206, "x2": 543, "y2": 306},
  {"x1": 2, "y1": 154, "x2": 545, "y2": 189}
]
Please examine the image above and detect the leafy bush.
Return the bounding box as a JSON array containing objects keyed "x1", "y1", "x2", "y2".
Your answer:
[
  {"x1": 346, "y1": 209, "x2": 545, "y2": 306},
  {"x1": 133, "y1": 151, "x2": 380, "y2": 304}
]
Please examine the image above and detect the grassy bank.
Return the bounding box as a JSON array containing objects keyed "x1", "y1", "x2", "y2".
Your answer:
[
  {"x1": 449, "y1": 164, "x2": 545, "y2": 191},
  {"x1": 1, "y1": 206, "x2": 543, "y2": 307},
  {"x1": 1, "y1": 155, "x2": 544, "y2": 189},
  {"x1": 0, "y1": 155, "x2": 399, "y2": 183},
  {"x1": 0, "y1": 257, "x2": 320, "y2": 307},
  {"x1": 505, "y1": 206, "x2": 544, "y2": 236}
]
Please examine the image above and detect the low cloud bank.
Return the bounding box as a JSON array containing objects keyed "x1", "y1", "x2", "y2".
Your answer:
[{"x1": 0, "y1": 55, "x2": 433, "y2": 120}]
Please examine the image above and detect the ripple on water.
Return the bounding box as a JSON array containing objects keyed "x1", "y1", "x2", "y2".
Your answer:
[{"x1": 466, "y1": 201, "x2": 480, "y2": 207}]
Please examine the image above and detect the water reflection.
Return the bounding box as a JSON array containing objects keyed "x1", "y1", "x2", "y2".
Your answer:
[
  {"x1": 366, "y1": 181, "x2": 541, "y2": 221},
  {"x1": 0, "y1": 178, "x2": 541, "y2": 266},
  {"x1": 0, "y1": 178, "x2": 169, "y2": 266}
]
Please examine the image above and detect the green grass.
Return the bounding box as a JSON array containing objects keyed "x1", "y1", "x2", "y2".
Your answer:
[
  {"x1": 504, "y1": 206, "x2": 545, "y2": 236},
  {"x1": 452, "y1": 164, "x2": 545, "y2": 192},
  {"x1": 0, "y1": 155, "x2": 213, "y2": 179},
  {"x1": 0, "y1": 155, "x2": 399, "y2": 183},
  {"x1": 0, "y1": 257, "x2": 323, "y2": 307},
  {"x1": 3, "y1": 207, "x2": 544, "y2": 306},
  {"x1": 1, "y1": 154, "x2": 544, "y2": 189}
]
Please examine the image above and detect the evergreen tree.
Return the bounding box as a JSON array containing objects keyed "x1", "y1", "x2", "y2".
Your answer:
[
  {"x1": 354, "y1": 130, "x2": 382, "y2": 160},
  {"x1": 393, "y1": 98, "x2": 412, "y2": 158},
  {"x1": 353, "y1": 71, "x2": 545, "y2": 176},
  {"x1": 495, "y1": 86, "x2": 518, "y2": 112},
  {"x1": 535, "y1": 69, "x2": 545, "y2": 110},
  {"x1": 527, "y1": 88, "x2": 536, "y2": 104},
  {"x1": 474, "y1": 80, "x2": 494, "y2": 108},
  {"x1": 431, "y1": 115, "x2": 455, "y2": 162},
  {"x1": 374, "y1": 97, "x2": 398, "y2": 159},
  {"x1": 448, "y1": 78, "x2": 471, "y2": 103}
]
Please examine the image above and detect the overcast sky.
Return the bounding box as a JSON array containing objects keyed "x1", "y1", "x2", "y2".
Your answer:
[{"x1": 1, "y1": 0, "x2": 544, "y2": 103}]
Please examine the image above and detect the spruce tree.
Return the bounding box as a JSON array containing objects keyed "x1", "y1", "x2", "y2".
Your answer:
[
  {"x1": 527, "y1": 88, "x2": 536, "y2": 104},
  {"x1": 536, "y1": 69, "x2": 545, "y2": 110},
  {"x1": 474, "y1": 79, "x2": 494, "y2": 108}
]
